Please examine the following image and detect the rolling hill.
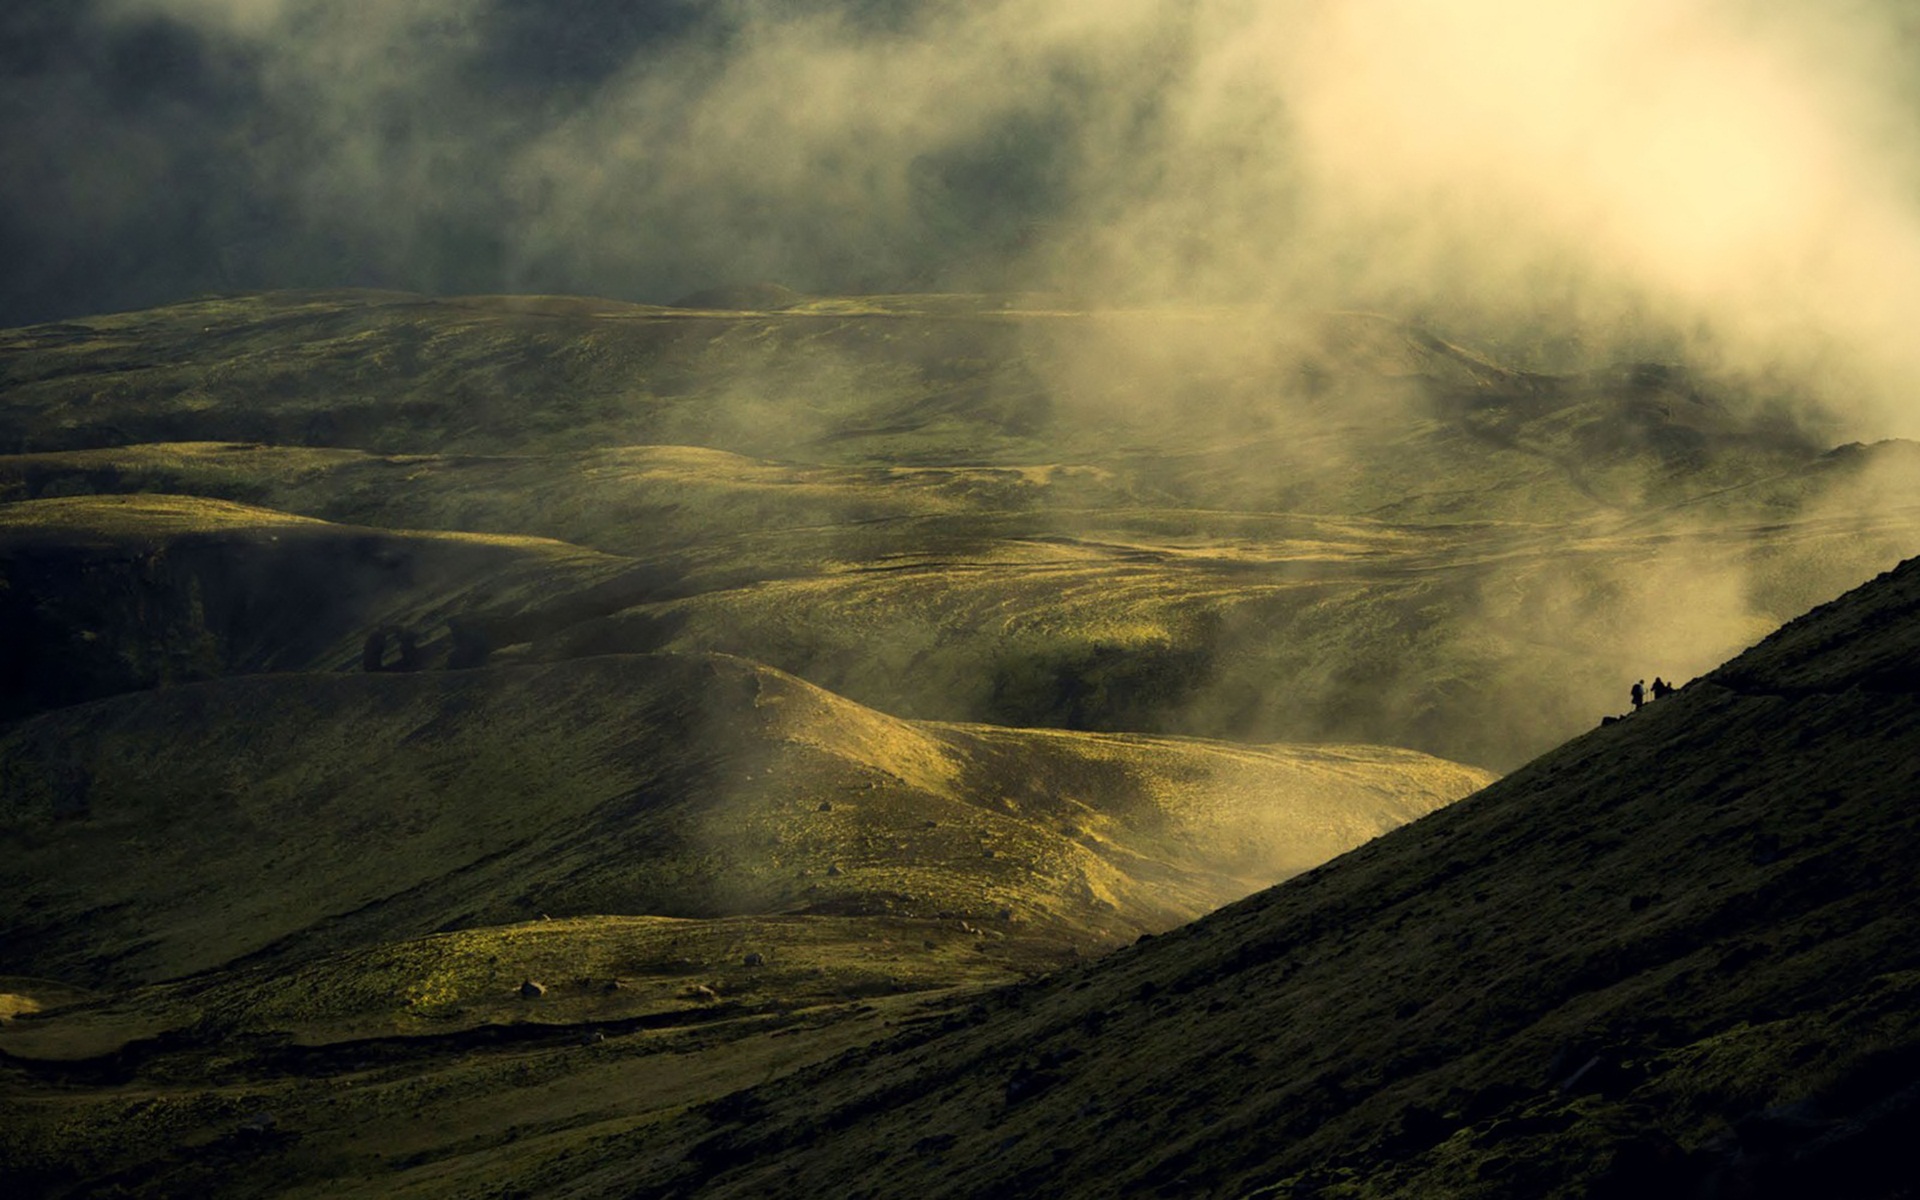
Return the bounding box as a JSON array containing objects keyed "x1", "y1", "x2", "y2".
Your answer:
[
  {"x1": 3, "y1": 289, "x2": 1919, "y2": 1196},
  {"x1": 4, "y1": 291, "x2": 1917, "y2": 767},
  {"x1": 431, "y1": 555, "x2": 1920, "y2": 1199}
]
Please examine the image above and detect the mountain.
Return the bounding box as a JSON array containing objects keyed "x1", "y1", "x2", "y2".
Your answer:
[
  {"x1": 2, "y1": 289, "x2": 1919, "y2": 1196},
  {"x1": 455, "y1": 554, "x2": 1920, "y2": 1199}
]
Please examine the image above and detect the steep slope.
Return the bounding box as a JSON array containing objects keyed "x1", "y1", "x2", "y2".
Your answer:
[{"x1": 509, "y1": 555, "x2": 1920, "y2": 1199}]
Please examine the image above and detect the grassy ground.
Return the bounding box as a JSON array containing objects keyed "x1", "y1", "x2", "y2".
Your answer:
[
  {"x1": 480, "y1": 557, "x2": 1920, "y2": 1200},
  {"x1": 4, "y1": 291, "x2": 1919, "y2": 1196}
]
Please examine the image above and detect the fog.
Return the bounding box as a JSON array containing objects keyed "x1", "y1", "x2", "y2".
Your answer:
[
  {"x1": 9, "y1": 1, "x2": 1920, "y2": 774},
  {"x1": 5, "y1": 1, "x2": 1918, "y2": 432}
]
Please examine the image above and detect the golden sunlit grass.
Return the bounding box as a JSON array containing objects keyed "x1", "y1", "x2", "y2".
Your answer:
[
  {"x1": 0, "y1": 652, "x2": 1491, "y2": 989},
  {"x1": 6, "y1": 291, "x2": 1914, "y2": 768}
]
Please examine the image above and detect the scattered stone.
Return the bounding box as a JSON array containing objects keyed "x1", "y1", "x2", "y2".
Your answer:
[
  {"x1": 826, "y1": 863, "x2": 843, "y2": 877},
  {"x1": 518, "y1": 979, "x2": 546, "y2": 1000},
  {"x1": 912, "y1": 1133, "x2": 957, "y2": 1156},
  {"x1": 601, "y1": 978, "x2": 623, "y2": 993},
  {"x1": 1004, "y1": 1064, "x2": 1063, "y2": 1105},
  {"x1": 50, "y1": 763, "x2": 91, "y2": 821},
  {"x1": 816, "y1": 800, "x2": 834, "y2": 813},
  {"x1": 687, "y1": 984, "x2": 720, "y2": 1002},
  {"x1": 446, "y1": 617, "x2": 492, "y2": 669},
  {"x1": 997, "y1": 907, "x2": 1014, "y2": 922},
  {"x1": 743, "y1": 952, "x2": 765, "y2": 968}
]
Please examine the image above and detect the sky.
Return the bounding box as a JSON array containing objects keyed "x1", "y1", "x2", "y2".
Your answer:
[{"x1": 7, "y1": 0, "x2": 1920, "y2": 433}]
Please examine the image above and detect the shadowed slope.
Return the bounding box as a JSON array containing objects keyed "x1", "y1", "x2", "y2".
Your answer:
[
  {"x1": 0, "y1": 494, "x2": 631, "y2": 721},
  {"x1": 526, "y1": 556, "x2": 1920, "y2": 1199}
]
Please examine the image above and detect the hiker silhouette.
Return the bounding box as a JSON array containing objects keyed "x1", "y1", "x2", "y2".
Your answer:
[{"x1": 1631, "y1": 680, "x2": 1645, "y2": 711}]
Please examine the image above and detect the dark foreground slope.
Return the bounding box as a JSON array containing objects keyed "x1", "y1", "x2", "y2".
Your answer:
[{"x1": 538, "y1": 556, "x2": 1920, "y2": 1199}]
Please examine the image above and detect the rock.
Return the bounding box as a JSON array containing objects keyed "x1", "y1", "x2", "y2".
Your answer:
[
  {"x1": 743, "y1": 952, "x2": 765, "y2": 968},
  {"x1": 816, "y1": 800, "x2": 833, "y2": 812},
  {"x1": 1004, "y1": 1065, "x2": 1063, "y2": 1105},
  {"x1": 519, "y1": 979, "x2": 546, "y2": 1000},
  {"x1": 912, "y1": 1133, "x2": 958, "y2": 1156}
]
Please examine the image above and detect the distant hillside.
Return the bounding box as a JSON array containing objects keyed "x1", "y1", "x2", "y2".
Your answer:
[
  {"x1": 553, "y1": 555, "x2": 1920, "y2": 1198},
  {"x1": 5, "y1": 292, "x2": 1917, "y2": 767}
]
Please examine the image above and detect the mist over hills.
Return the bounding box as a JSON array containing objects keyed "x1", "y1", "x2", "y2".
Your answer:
[
  {"x1": 1, "y1": 284, "x2": 1917, "y2": 1195},
  {"x1": 14, "y1": 0, "x2": 1920, "y2": 448},
  {"x1": 4, "y1": 292, "x2": 1916, "y2": 768},
  {"x1": 9, "y1": 1, "x2": 1920, "y2": 1193}
]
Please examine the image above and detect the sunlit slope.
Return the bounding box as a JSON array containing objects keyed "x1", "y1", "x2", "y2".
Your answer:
[
  {"x1": 0, "y1": 651, "x2": 1491, "y2": 987},
  {"x1": 0, "y1": 493, "x2": 631, "y2": 721},
  {"x1": 3, "y1": 443, "x2": 1915, "y2": 767},
  {"x1": 523, "y1": 557, "x2": 1920, "y2": 1200},
  {"x1": 528, "y1": 503, "x2": 1920, "y2": 768},
  {"x1": 0, "y1": 441, "x2": 1144, "y2": 561}
]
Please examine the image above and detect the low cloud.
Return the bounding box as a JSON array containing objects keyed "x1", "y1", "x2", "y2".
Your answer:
[{"x1": 8, "y1": 0, "x2": 1918, "y2": 438}]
